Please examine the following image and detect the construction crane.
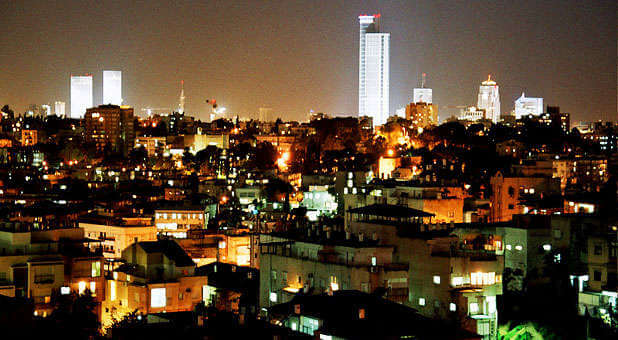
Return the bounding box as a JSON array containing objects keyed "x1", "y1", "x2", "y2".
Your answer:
[
  {"x1": 205, "y1": 99, "x2": 217, "y2": 110},
  {"x1": 205, "y1": 99, "x2": 227, "y2": 121}
]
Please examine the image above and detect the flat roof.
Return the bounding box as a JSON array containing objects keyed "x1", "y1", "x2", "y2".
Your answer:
[{"x1": 348, "y1": 204, "x2": 434, "y2": 218}]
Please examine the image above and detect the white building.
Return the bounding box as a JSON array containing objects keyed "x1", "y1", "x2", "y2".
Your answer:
[
  {"x1": 70, "y1": 75, "x2": 93, "y2": 119},
  {"x1": 258, "y1": 107, "x2": 272, "y2": 122},
  {"x1": 413, "y1": 88, "x2": 432, "y2": 104},
  {"x1": 477, "y1": 75, "x2": 500, "y2": 123},
  {"x1": 358, "y1": 15, "x2": 390, "y2": 127},
  {"x1": 54, "y1": 101, "x2": 65, "y2": 117},
  {"x1": 41, "y1": 104, "x2": 51, "y2": 116},
  {"x1": 459, "y1": 106, "x2": 487, "y2": 121},
  {"x1": 514, "y1": 92, "x2": 543, "y2": 119},
  {"x1": 103, "y1": 70, "x2": 122, "y2": 105}
]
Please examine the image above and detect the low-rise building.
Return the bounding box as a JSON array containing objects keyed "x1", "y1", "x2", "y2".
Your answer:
[
  {"x1": 101, "y1": 240, "x2": 208, "y2": 328},
  {"x1": 269, "y1": 290, "x2": 480, "y2": 339},
  {"x1": 154, "y1": 204, "x2": 207, "y2": 239},
  {"x1": 0, "y1": 222, "x2": 104, "y2": 318},
  {"x1": 79, "y1": 214, "x2": 157, "y2": 260}
]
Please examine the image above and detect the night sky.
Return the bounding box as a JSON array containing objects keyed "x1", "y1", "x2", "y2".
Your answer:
[{"x1": 0, "y1": 0, "x2": 615, "y2": 122}]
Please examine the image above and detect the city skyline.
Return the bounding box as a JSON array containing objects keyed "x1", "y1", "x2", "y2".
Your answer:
[{"x1": 0, "y1": 0, "x2": 615, "y2": 121}]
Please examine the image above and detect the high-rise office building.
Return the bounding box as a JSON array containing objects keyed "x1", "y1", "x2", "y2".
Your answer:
[
  {"x1": 103, "y1": 70, "x2": 122, "y2": 105},
  {"x1": 514, "y1": 92, "x2": 543, "y2": 119},
  {"x1": 54, "y1": 101, "x2": 66, "y2": 117},
  {"x1": 477, "y1": 75, "x2": 500, "y2": 123},
  {"x1": 358, "y1": 14, "x2": 390, "y2": 127},
  {"x1": 259, "y1": 107, "x2": 272, "y2": 122},
  {"x1": 70, "y1": 74, "x2": 93, "y2": 119},
  {"x1": 84, "y1": 104, "x2": 135, "y2": 155}
]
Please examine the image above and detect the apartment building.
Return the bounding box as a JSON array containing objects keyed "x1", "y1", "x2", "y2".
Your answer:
[
  {"x1": 0, "y1": 222, "x2": 104, "y2": 318},
  {"x1": 344, "y1": 204, "x2": 504, "y2": 339},
  {"x1": 79, "y1": 214, "x2": 157, "y2": 259},
  {"x1": 101, "y1": 240, "x2": 207, "y2": 328},
  {"x1": 154, "y1": 204, "x2": 206, "y2": 239}
]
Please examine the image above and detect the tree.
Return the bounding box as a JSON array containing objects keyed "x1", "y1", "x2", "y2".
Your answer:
[
  {"x1": 254, "y1": 142, "x2": 277, "y2": 171},
  {"x1": 47, "y1": 290, "x2": 100, "y2": 339},
  {"x1": 1, "y1": 104, "x2": 14, "y2": 118}
]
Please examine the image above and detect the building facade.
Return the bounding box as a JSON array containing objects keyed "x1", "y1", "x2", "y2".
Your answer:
[
  {"x1": 70, "y1": 74, "x2": 93, "y2": 119},
  {"x1": 84, "y1": 104, "x2": 135, "y2": 154},
  {"x1": 514, "y1": 92, "x2": 543, "y2": 119},
  {"x1": 413, "y1": 88, "x2": 433, "y2": 104},
  {"x1": 103, "y1": 70, "x2": 122, "y2": 105},
  {"x1": 477, "y1": 75, "x2": 500, "y2": 123},
  {"x1": 54, "y1": 101, "x2": 66, "y2": 117},
  {"x1": 358, "y1": 15, "x2": 390, "y2": 127}
]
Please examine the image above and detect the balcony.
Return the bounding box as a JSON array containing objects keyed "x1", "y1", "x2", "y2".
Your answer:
[
  {"x1": 34, "y1": 274, "x2": 55, "y2": 284},
  {"x1": 431, "y1": 248, "x2": 497, "y2": 261}
]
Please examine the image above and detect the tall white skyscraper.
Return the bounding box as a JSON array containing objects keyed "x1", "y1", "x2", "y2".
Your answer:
[
  {"x1": 477, "y1": 75, "x2": 501, "y2": 123},
  {"x1": 70, "y1": 75, "x2": 93, "y2": 119},
  {"x1": 103, "y1": 70, "x2": 122, "y2": 105},
  {"x1": 54, "y1": 101, "x2": 66, "y2": 117},
  {"x1": 259, "y1": 107, "x2": 272, "y2": 121},
  {"x1": 358, "y1": 14, "x2": 390, "y2": 127},
  {"x1": 514, "y1": 92, "x2": 543, "y2": 119}
]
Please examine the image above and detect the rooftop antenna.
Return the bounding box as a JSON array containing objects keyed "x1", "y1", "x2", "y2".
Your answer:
[{"x1": 421, "y1": 73, "x2": 427, "y2": 88}]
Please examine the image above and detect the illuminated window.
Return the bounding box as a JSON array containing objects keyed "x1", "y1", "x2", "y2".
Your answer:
[
  {"x1": 515, "y1": 245, "x2": 523, "y2": 251},
  {"x1": 330, "y1": 276, "x2": 339, "y2": 291},
  {"x1": 371, "y1": 256, "x2": 377, "y2": 266},
  {"x1": 78, "y1": 281, "x2": 86, "y2": 295},
  {"x1": 90, "y1": 281, "x2": 96, "y2": 295},
  {"x1": 469, "y1": 302, "x2": 479, "y2": 314},
  {"x1": 44, "y1": 296, "x2": 51, "y2": 304},
  {"x1": 451, "y1": 276, "x2": 464, "y2": 286},
  {"x1": 433, "y1": 275, "x2": 441, "y2": 285},
  {"x1": 91, "y1": 261, "x2": 101, "y2": 277},
  {"x1": 269, "y1": 292, "x2": 277, "y2": 303},
  {"x1": 449, "y1": 303, "x2": 457, "y2": 312},
  {"x1": 471, "y1": 272, "x2": 496, "y2": 286},
  {"x1": 110, "y1": 281, "x2": 117, "y2": 301},
  {"x1": 60, "y1": 286, "x2": 70, "y2": 295},
  {"x1": 487, "y1": 296, "x2": 496, "y2": 314},
  {"x1": 418, "y1": 298, "x2": 425, "y2": 306},
  {"x1": 506, "y1": 244, "x2": 512, "y2": 250},
  {"x1": 542, "y1": 244, "x2": 552, "y2": 251},
  {"x1": 113, "y1": 272, "x2": 118, "y2": 280},
  {"x1": 151, "y1": 288, "x2": 166, "y2": 308}
]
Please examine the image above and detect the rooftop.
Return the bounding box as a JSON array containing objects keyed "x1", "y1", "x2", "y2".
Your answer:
[
  {"x1": 138, "y1": 240, "x2": 195, "y2": 267},
  {"x1": 348, "y1": 204, "x2": 434, "y2": 218},
  {"x1": 269, "y1": 290, "x2": 478, "y2": 340}
]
